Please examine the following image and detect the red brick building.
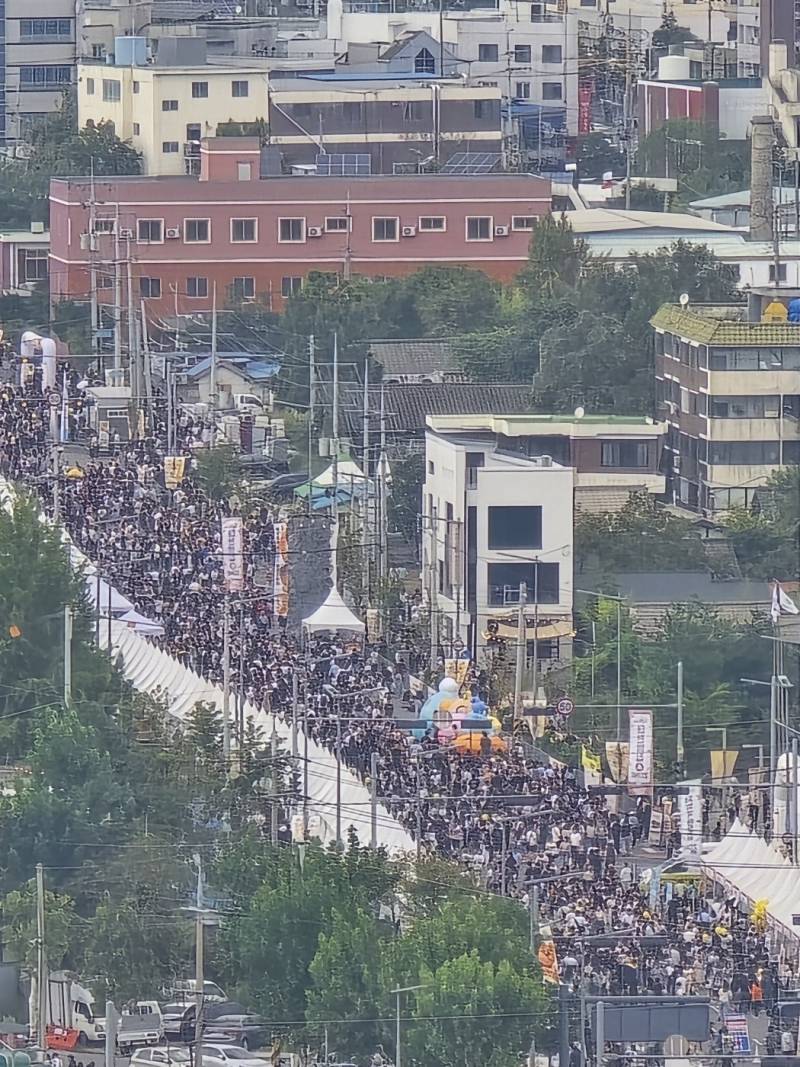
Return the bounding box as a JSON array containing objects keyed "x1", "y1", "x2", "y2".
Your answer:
[{"x1": 49, "y1": 137, "x2": 551, "y2": 319}]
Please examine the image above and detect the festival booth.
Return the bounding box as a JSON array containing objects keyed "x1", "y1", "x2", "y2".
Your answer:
[
  {"x1": 302, "y1": 586, "x2": 366, "y2": 640},
  {"x1": 701, "y1": 818, "x2": 800, "y2": 953},
  {"x1": 109, "y1": 620, "x2": 414, "y2": 852}
]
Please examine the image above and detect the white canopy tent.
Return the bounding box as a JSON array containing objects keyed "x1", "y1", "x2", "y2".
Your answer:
[
  {"x1": 302, "y1": 585, "x2": 366, "y2": 635},
  {"x1": 118, "y1": 609, "x2": 165, "y2": 637},
  {"x1": 701, "y1": 818, "x2": 799, "y2": 939}
]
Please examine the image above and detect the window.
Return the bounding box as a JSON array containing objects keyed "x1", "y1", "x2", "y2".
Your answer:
[
  {"x1": 414, "y1": 47, "x2": 435, "y2": 74},
  {"x1": 140, "y1": 277, "x2": 161, "y2": 299},
  {"x1": 102, "y1": 78, "x2": 121, "y2": 102},
  {"x1": 281, "y1": 276, "x2": 302, "y2": 298},
  {"x1": 487, "y1": 505, "x2": 542, "y2": 550},
  {"x1": 372, "y1": 217, "x2": 398, "y2": 242},
  {"x1": 20, "y1": 18, "x2": 71, "y2": 37},
  {"x1": 97, "y1": 273, "x2": 113, "y2": 289},
  {"x1": 278, "y1": 217, "x2": 305, "y2": 242},
  {"x1": 187, "y1": 276, "x2": 208, "y2": 298},
  {"x1": 137, "y1": 219, "x2": 164, "y2": 243},
  {"x1": 232, "y1": 276, "x2": 255, "y2": 301},
  {"x1": 487, "y1": 562, "x2": 559, "y2": 606},
  {"x1": 231, "y1": 218, "x2": 257, "y2": 242},
  {"x1": 20, "y1": 65, "x2": 71, "y2": 88},
  {"x1": 600, "y1": 441, "x2": 649, "y2": 468},
  {"x1": 341, "y1": 100, "x2": 362, "y2": 123},
  {"x1": 237, "y1": 162, "x2": 252, "y2": 181},
  {"x1": 466, "y1": 216, "x2": 492, "y2": 240},
  {"x1": 419, "y1": 216, "x2": 446, "y2": 231},
  {"x1": 325, "y1": 216, "x2": 350, "y2": 231},
  {"x1": 708, "y1": 441, "x2": 783, "y2": 465},
  {"x1": 710, "y1": 395, "x2": 781, "y2": 419},
  {"x1": 91, "y1": 43, "x2": 105, "y2": 58},
  {"x1": 473, "y1": 99, "x2": 495, "y2": 120},
  {"x1": 19, "y1": 248, "x2": 48, "y2": 282},
  {"x1": 465, "y1": 451, "x2": 484, "y2": 489},
  {"x1": 478, "y1": 43, "x2": 499, "y2": 61},
  {"x1": 428, "y1": 460, "x2": 435, "y2": 474},
  {"x1": 542, "y1": 81, "x2": 563, "y2": 99},
  {"x1": 162, "y1": 141, "x2": 179, "y2": 153},
  {"x1": 185, "y1": 219, "x2": 210, "y2": 243},
  {"x1": 93, "y1": 218, "x2": 116, "y2": 235},
  {"x1": 514, "y1": 44, "x2": 532, "y2": 63},
  {"x1": 86, "y1": 77, "x2": 94, "y2": 95},
  {"x1": 132, "y1": 81, "x2": 140, "y2": 94},
  {"x1": 186, "y1": 123, "x2": 201, "y2": 141},
  {"x1": 770, "y1": 262, "x2": 788, "y2": 282},
  {"x1": 133, "y1": 123, "x2": 140, "y2": 135},
  {"x1": 515, "y1": 81, "x2": 531, "y2": 98},
  {"x1": 294, "y1": 103, "x2": 312, "y2": 119},
  {"x1": 232, "y1": 79, "x2": 249, "y2": 97},
  {"x1": 512, "y1": 215, "x2": 535, "y2": 230},
  {"x1": 542, "y1": 44, "x2": 562, "y2": 62},
  {"x1": 403, "y1": 100, "x2": 423, "y2": 121},
  {"x1": 191, "y1": 81, "x2": 209, "y2": 98},
  {"x1": 162, "y1": 99, "x2": 178, "y2": 111}
]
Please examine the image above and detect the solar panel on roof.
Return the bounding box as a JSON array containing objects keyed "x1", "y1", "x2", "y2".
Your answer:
[
  {"x1": 316, "y1": 153, "x2": 371, "y2": 176},
  {"x1": 440, "y1": 151, "x2": 502, "y2": 174}
]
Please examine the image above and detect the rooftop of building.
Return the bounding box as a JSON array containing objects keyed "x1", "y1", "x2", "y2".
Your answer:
[
  {"x1": 688, "y1": 187, "x2": 800, "y2": 210},
  {"x1": 650, "y1": 299, "x2": 800, "y2": 344},
  {"x1": 579, "y1": 571, "x2": 772, "y2": 607},
  {"x1": 368, "y1": 338, "x2": 459, "y2": 378},
  {"x1": 183, "y1": 354, "x2": 280, "y2": 380},
  {"x1": 341, "y1": 382, "x2": 535, "y2": 436},
  {"x1": 426, "y1": 412, "x2": 665, "y2": 436},
  {"x1": 565, "y1": 207, "x2": 736, "y2": 235}
]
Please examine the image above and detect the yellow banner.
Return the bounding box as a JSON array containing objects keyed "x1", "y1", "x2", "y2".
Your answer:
[
  {"x1": 581, "y1": 746, "x2": 602, "y2": 774},
  {"x1": 164, "y1": 455, "x2": 186, "y2": 490},
  {"x1": 710, "y1": 749, "x2": 738, "y2": 781}
]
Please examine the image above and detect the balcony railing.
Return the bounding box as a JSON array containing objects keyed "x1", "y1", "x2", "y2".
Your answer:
[{"x1": 343, "y1": 0, "x2": 498, "y2": 12}]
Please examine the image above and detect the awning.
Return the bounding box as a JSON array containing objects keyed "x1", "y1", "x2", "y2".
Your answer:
[{"x1": 118, "y1": 609, "x2": 166, "y2": 637}]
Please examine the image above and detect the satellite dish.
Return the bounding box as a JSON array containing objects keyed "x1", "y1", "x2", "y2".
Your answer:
[
  {"x1": 679, "y1": 292, "x2": 690, "y2": 307},
  {"x1": 574, "y1": 406, "x2": 585, "y2": 419}
]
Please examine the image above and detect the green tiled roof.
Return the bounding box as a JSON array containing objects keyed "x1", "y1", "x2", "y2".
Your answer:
[{"x1": 650, "y1": 304, "x2": 800, "y2": 346}]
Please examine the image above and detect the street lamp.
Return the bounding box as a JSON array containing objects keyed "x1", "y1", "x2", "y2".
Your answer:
[
  {"x1": 391, "y1": 984, "x2": 428, "y2": 1067},
  {"x1": 741, "y1": 674, "x2": 794, "y2": 800}
]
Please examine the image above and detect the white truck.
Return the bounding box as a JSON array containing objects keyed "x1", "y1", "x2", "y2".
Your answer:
[
  {"x1": 30, "y1": 972, "x2": 105, "y2": 1046},
  {"x1": 114, "y1": 1002, "x2": 164, "y2": 1053}
]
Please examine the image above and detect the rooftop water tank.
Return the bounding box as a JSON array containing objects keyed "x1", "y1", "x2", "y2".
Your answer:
[{"x1": 114, "y1": 35, "x2": 147, "y2": 66}]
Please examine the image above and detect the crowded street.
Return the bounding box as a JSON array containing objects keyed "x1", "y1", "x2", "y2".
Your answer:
[{"x1": 0, "y1": 374, "x2": 796, "y2": 1063}]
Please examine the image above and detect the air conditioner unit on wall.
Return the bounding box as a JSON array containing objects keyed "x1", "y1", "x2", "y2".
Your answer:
[
  {"x1": 402, "y1": 225, "x2": 416, "y2": 237},
  {"x1": 494, "y1": 225, "x2": 509, "y2": 236},
  {"x1": 307, "y1": 226, "x2": 323, "y2": 237},
  {"x1": 119, "y1": 228, "x2": 133, "y2": 238},
  {"x1": 165, "y1": 227, "x2": 180, "y2": 239}
]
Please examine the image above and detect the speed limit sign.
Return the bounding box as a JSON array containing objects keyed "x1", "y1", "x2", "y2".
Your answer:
[{"x1": 556, "y1": 697, "x2": 574, "y2": 717}]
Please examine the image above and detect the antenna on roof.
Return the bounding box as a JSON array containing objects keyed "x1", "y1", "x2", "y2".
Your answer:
[
  {"x1": 574, "y1": 406, "x2": 585, "y2": 419},
  {"x1": 679, "y1": 292, "x2": 690, "y2": 307}
]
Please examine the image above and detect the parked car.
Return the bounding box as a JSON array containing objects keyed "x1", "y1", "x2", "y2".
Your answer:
[
  {"x1": 130, "y1": 1050, "x2": 191, "y2": 1067},
  {"x1": 204, "y1": 1014, "x2": 269, "y2": 1050},
  {"x1": 161, "y1": 1003, "x2": 196, "y2": 1042},
  {"x1": 202, "y1": 1044, "x2": 270, "y2": 1067}
]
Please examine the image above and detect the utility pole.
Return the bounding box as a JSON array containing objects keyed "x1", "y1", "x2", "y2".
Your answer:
[
  {"x1": 513, "y1": 581, "x2": 528, "y2": 725},
  {"x1": 140, "y1": 299, "x2": 153, "y2": 434},
  {"x1": 35, "y1": 863, "x2": 46, "y2": 1050},
  {"x1": 528, "y1": 884, "x2": 539, "y2": 952},
  {"x1": 271, "y1": 729, "x2": 279, "y2": 846},
  {"x1": 51, "y1": 443, "x2": 60, "y2": 523},
  {"x1": 63, "y1": 605, "x2": 72, "y2": 707},
  {"x1": 291, "y1": 673, "x2": 299, "y2": 760},
  {"x1": 335, "y1": 705, "x2": 342, "y2": 847},
  {"x1": 378, "y1": 383, "x2": 388, "y2": 583},
  {"x1": 370, "y1": 751, "x2": 378, "y2": 849},
  {"x1": 209, "y1": 282, "x2": 218, "y2": 415},
  {"x1": 531, "y1": 561, "x2": 540, "y2": 710},
  {"x1": 88, "y1": 161, "x2": 100, "y2": 360},
  {"x1": 676, "y1": 660, "x2": 684, "y2": 768},
  {"x1": 222, "y1": 597, "x2": 231, "y2": 762},
  {"x1": 113, "y1": 211, "x2": 122, "y2": 371},
  {"x1": 595, "y1": 1000, "x2": 605, "y2": 1067},
  {"x1": 623, "y1": 14, "x2": 632, "y2": 210},
  {"x1": 307, "y1": 334, "x2": 315, "y2": 497},
  {"x1": 194, "y1": 859, "x2": 205, "y2": 1067},
  {"x1": 331, "y1": 333, "x2": 340, "y2": 550},
  {"x1": 616, "y1": 598, "x2": 623, "y2": 741},
  {"x1": 428, "y1": 508, "x2": 439, "y2": 671},
  {"x1": 362, "y1": 359, "x2": 372, "y2": 598}
]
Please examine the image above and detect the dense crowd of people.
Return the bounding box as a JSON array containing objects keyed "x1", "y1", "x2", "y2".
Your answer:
[{"x1": 1, "y1": 370, "x2": 797, "y2": 1058}]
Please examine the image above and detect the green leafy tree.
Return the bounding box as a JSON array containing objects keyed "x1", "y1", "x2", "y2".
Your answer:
[
  {"x1": 635, "y1": 119, "x2": 749, "y2": 208},
  {"x1": 401, "y1": 266, "x2": 502, "y2": 337},
  {"x1": 722, "y1": 469, "x2": 800, "y2": 579},
  {"x1": 194, "y1": 444, "x2": 241, "y2": 502},
  {"x1": 3, "y1": 880, "x2": 77, "y2": 968},
  {"x1": 651, "y1": 11, "x2": 698, "y2": 50},
  {"x1": 519, "y1": 214, "x2": 590, "y2": 294}
]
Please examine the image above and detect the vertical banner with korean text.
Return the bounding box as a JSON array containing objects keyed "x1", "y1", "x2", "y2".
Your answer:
[
  {"x1": 273, "y1": 520, "x2": 289, "y2": 618},
  {"x1": 628, "y1": 709, "x2": 653, "y2": 796},
  {"x1": 678, "y1": 778, "x2": 703, "y2": 859},
  {"x1": 221, "y1": 516, "x2": 244, "y2": 593}
]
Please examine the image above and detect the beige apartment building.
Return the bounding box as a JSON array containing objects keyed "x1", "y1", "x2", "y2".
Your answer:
[
  {"x1": 3, "y1": 0, "x2": 76, "y2": 143},
  {"x1": 77, "y1": 38, "x2": 269, "y2": 175}
]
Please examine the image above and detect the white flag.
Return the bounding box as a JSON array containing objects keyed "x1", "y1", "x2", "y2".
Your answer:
[
  {"x1": 221, "y1": 516, "x2": 244, "y2": 593},
  {"x1": 771, "y1": 581, "x2": 799, "y2": 624}
]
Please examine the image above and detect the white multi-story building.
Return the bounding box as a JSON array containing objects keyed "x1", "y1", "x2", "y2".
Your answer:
[
  {"x1": 423, "y1": 424, "x2": 574, "y2": 676},
  {"x1": 327, "y1": 0, "x2": 578, "y2": 138}
]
